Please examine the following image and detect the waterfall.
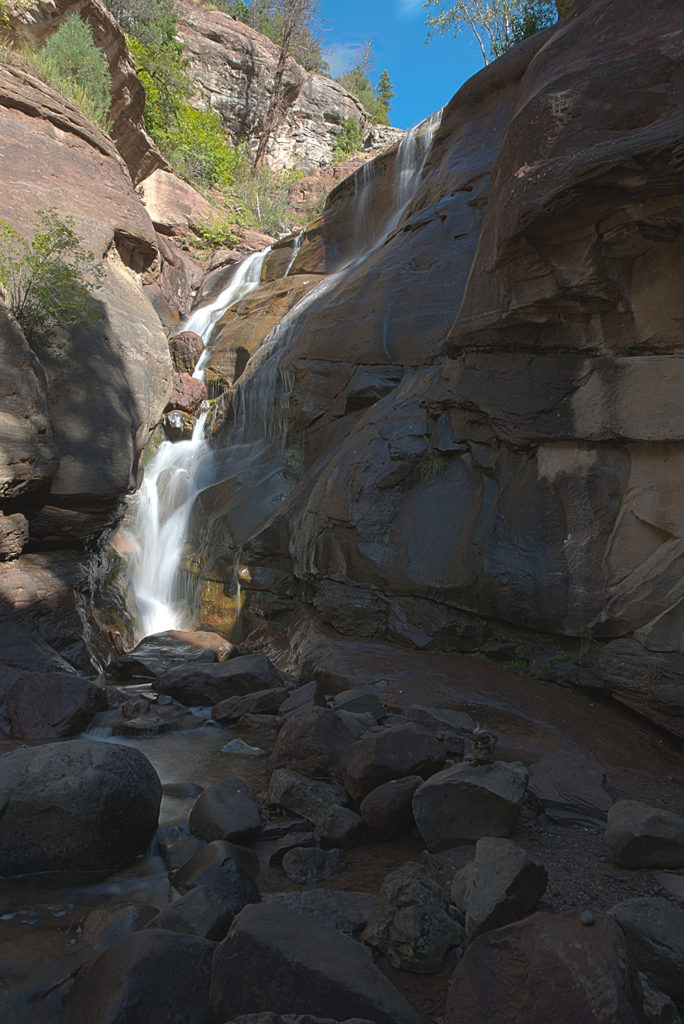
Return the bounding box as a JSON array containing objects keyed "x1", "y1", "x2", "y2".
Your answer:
[{"x1": 127, "y1": 111, "x2": 441, "y2": 640}]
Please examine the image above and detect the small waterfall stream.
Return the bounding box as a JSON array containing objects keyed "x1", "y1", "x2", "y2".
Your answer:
[{"x1": 128, "y1": 113, "x2": 441, "y2": 640}]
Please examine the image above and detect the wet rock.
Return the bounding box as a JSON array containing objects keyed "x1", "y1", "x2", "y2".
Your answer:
[
  {"x1": 82, "y1": 902, "x2": 160, "y2": 951},
  {"x1": 173, "y1": 840, "x2": 260, "y2": 915},
  {"x1": 528, "y1": 750, "x2": 612, "y2": 826},
  {"x1": 359, "y1": 775, "x2": 422, "y2": 841},
  {"x1": 0, "y1": 512, "x2": 29, "y2": 561},
  {"x1": 269, "y1": 832, "x2": 319, "y2": 869},
  {"x1": 332, "y1": 687, "x2": 385, "y2": 719},
  {"x1": 92, "y1": 700, "x2": 204, "y2": 737},
  {"x1": 162, "y1": 782, "x2": 203, "y2": 800},
  {"x1": 160, "y1": 834, "x2": 206, "y2": 876},
  {"x1": 113, "y1": 633, "x2": 218, "y2": 680},
  {"x1": 277, "y1": 679, "x2": 327, "y2": 720},
  {"x1": 412, "y1": 761, "x2": 528, "y2": 851},
  {"x1": 210, "y1": 903, "x2": 423, "y2": 1024},
  {"x1": 273, "y1": 707, "x2": 359, "y2": 779},
  {"x1": 169, "y1": 331, "x2": 205, "y2": 374},
  {"x1": 4, "y1": 671, "x2": 106, "y2": 739},
  {"x1": 340, "y1": 723, "x2": 447, "y2": 802},
  {"x1": 362, "y1": 861, "x2": 464, "y2": 973},
  {"x1": 213, "y1": 686, "x2": 288, "y2": 723},
  {"x1": 275, "y1": 889, "x2": 377, "y2": 937},
  {"x1": 445, "y1": 911, "x2": 645, "y2": 1024},
  {"x1": 281, "y1": 846, "x2": 348, "y2": 885},
  {"x1": 610, "y1": 897, "x2": 684, "y2": 1006},
  {"x1": 464, "y1": 837, "x2": 548, "y2": 940},
  {"x1": 406, "y1": 705, "x2": 476, "y2": 757},
  {"x1": 221, "y1": 738, "x2": 266, "y2": 756},
  {"x1": 267, "y1": 769, "x2": 348, "y2": 826},
  {"x1": 0, "y1": 739, "x2": 161, "y2": 875},
  {"x1": 189, "y1": 778, "x2": 261, "y2": 843},
  {"x1": 163, "y1": 409, "x2": 196, "y2": 441},
  {"x1": 165, "y1": 371, "x2": 207, "y2": 415},
  {"x1": 61, "y1": 929, "x2": 214, "y2": 1024},
  {"x1": 315, "y1": 806, "x2": 365, "y2": 849},
  {"x1": 156, "y1": 653, "x2": 284, "y2": 706},
  {"x1": 147, "y1": 886, "x2": 233, "y2": 940},
  {"x1": 605, "y1": 801, "x2": 684, "y2": 869}
]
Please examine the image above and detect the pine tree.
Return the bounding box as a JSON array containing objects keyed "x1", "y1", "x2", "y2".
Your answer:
[{"x1": 375, "y1": 70, "x2": 395, "y2": 122}]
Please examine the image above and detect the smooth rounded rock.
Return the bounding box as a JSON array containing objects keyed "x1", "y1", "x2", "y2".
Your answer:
[
  {"x1": 605, "y1": 800, "x2": 684, "y2": 869},
  {"x1": 340, "y1": 723, "x2": 446, "y2": 802},
  {"x1": 0, "y1": 740, "x2": 161, "y2": 875},
  {"x1": 189, "y1": 778, "x2": 262, "y2": 843}
]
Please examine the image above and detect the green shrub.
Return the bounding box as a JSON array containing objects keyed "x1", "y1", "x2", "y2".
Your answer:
[
  {"x1": 0, "y1": 209, "x2": 104, "y2": 344},
  {"x1": 192, "y1": 214, "x2": 241, "y2": 250},
  {"x1": 333, "y1": 117, "x2": 363, "y2": 161},
  {"x1": 337, "y1": 68, "x2": 387, "y2": 124},
  {"x1": 34, "y1": 14, "x2": 111, "y2": 129}
]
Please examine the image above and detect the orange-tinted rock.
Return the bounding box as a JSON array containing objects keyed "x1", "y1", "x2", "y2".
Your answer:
[{"x1": 166, "y1": 372, "x2": 207, "y2": 415}]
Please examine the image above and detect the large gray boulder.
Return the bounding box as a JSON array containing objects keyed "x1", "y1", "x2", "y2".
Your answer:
[
  {"x1": 156, "y1": 653, "x2": 284, "y2": 706},
  {"x1": 528, "y1": 751, "x2": 612, "y2": 826},
  {"x1": 173, "y1": 840, "x2": 260, "y2": 916},
  {"x1": 464, "y1": 837, "x2": 548, "y2": 940},
  {"x1": 211, "y1": 903, "x2": 423, "y2": 1024},
  {"x1": 412, "y1": 761, "x2": 529, "y2": 851},
  {"x1": 0, "y1": 739, "x2": 161, "y2": 875},
  {"x1": 267, "y1": 769, "x2": 348, "y2": 827},
  {"x1": 4, "y1": 670, "x2": 106, "y2": 739},
  {"x1": 340, "y1": 723, "x2": 447, "y2": 802},
  {"x1": 610, "y1": 897, "x2": 684, "y2": 1006},
  {"x1": 60, "y1": 929, "x2": 214, "y2": 1024},
  {"x1": 361, "y1": 861, "x2": 464, "y2": 972},
  {"x1": 605, "y1": 801, "x2": 684, "y2": 869}
]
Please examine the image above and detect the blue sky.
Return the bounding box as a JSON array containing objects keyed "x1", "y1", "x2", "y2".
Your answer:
[{"x1": 318, "y1": 0, "x2": 484, "y2": 130}]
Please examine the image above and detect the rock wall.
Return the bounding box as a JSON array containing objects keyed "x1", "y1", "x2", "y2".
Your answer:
[
  {"x1": 174, "y1": 0, "x2": 385, "y2": 172},
  {"x1": 0, "y1": 61, "x2": 172, "y2": 669},
  {"x1": 195, "y1": 0, "x2": 684, "y2": 736}
]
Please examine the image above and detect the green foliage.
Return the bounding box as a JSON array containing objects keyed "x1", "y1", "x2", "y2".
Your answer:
[
  {"x1": 332, "y1": 116, "x2": 363, "y2": 161},
  {"x1": 158, "y1": 103, "x2": 246, "y2": 188},
  {"x1": 425, "y1": 0, "x2": 558, "y2": 64},
  {"x1": 419, "y1": 451, "x2": 448, "y2": 479},
  {"x1": 231, "y1": 163, "x2": 304, "y2": 235},
  {"x1": 0, "y1": 210, "x2": 104, "y2": 345},
  {"x1": 337, "y1": 66, "x2": 387, "y2": 124},
  {"x1": 375, "y1": 69, "x2": 395, "y2": 121},
  {"x1": 102, "y1": 0, "x2": 176, "y2": 50},
  {"x1": 252, "y1": 0, "x2": 327, "y2": 72},
  {"x1": 226, "y1": 0, "x2": 250, "y2": 21},
  {"x1": 33, "y1": 14, "x2": 112, "y2": 128},
  {"x1": 192, "y1": 214, "x2": 241, "y2": 250}
]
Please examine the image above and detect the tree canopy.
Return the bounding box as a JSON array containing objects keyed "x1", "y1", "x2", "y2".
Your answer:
[{"x1": 424, "y1": 0, "x2": 559, "y2": 64}]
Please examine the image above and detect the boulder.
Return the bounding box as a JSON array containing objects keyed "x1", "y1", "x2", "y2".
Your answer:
[
  {"x1": 165, "y1": 371, "x2": 207, "y2": 415},
  {"x1": 160, "y1": 834, "x2": 206, "y2": 877},
  {"x1": 273, "y1": 707, "x2": 359, "y2": 779},
  {"x1": 137, "y1": 167, "x2": 214, "y2": 235},
  {"x1": 0, "y1": 739, "x2": 161, "y2": 875},
  {"x1": 528, "y1": 751, "x2": 613, "y2": 826},
  {"x1": 269, "y1": 832, "x2": 319, "y2": 870},
  {"x1": 281, "y1": 847, "x2": 347, "y2": 885},
  {"x1": 60, "y1": 929, "x2": 214, "y2": 1024},
  {"x1": 163, "y1": 409, "x2": 196, "y2": 441},
  {"x1": 4, "y1": 670, "x2": 106, "y2": 739},
  {"x1": 0, "y1": 511, "x2": 29, "y2": 561},
  {"x1": 449, "y1": 863, "x2": 474, "y2": 914},
  {"x1": 169, "y1": 331, "x2": 205, "y2": 375},
  {"x1": 275, "y1": 890, "x2": 377, "y2": 937},
  {"x1": 277, "y1": 679, "x2": 327, "y2": 719},
  {"x1": 610, "y1": 897, "x2": 684, "y2": 1005},
  {"x1": 147, "y1": 886, "x2": 233, "y2": 940},
  {"x1": 213, "y1": 687, "x2": 288, "y2": 723},
  {"x1": 267, "y1": 769, "x2": 348, "y2": 826},
  {"x1": 110, "y1": 631, "x2": 219, "y2": 680},
  {"x1": 210, "y1": 903, "x2": 423, "y2": 1024},
  {"x1": 314, "y1": 806, "x2": 365, "y2": 850},
  {"x1": 82, "y1": 902, "x2": 159, "y2": 952},
  {"x1": 332, "y1": 687, "x2": 385, "y2": 719},
  {"x1": 156, "y1": 653, "x2": 284, "y2": 705},
  {"x1": 464, "y1": 837, "x2": 548, "y2": 940},
  {"x1": 412, "y1": 761, "x2": 529, "y2": 850},
  {"x1": 359, "y1": 776, "x2": 422, "y2": 841},
  {"x1": 361, "y1": 862, "x2": 464, "y2": 973},
  {"x1": 406, "y1": 705, "x2": 476, "y2": 757},
  {"x1": 445, "y1": 911, "x2": 646, "y2": 1024},
  {"x1": 340, "y1": 723, "x2": 447, "y2": 802},
  {"x1": 173, "y1": 840, "x2": 260, "y2": 916},
  {"x1": 605, "y1": 801, "x2": 684, "y2": 869},
  {"x1": 189, "y1": 778, "x2": 261, "y2": 843}
]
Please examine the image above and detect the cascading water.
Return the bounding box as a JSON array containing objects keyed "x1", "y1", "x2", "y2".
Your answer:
[
  {"x1": 128, "y1": 249, "x2": 270, "y2": 636},
  {"x1": 128, "y1": 112, "x2": 441, "y2": 639}
]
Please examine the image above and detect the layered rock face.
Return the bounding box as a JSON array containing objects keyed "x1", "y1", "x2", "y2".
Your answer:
[
  {"x1": 199, "y1": 0, "x2": 684, "y2": 735},
  {"x1": 0, "y1": 62, "x2": 171, "y2": 668},
  {"x1": 174, "y1": 0, "x2": 373, "y2": 171}
]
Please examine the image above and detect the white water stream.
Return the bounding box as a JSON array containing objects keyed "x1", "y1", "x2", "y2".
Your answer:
[{"x1": 128, "y1": 112, "x2": 441, "y2": 639}]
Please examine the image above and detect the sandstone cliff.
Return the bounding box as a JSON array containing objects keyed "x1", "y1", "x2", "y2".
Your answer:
[
  {"x1": 0, "y1": 60, "x2": 172, "y2": 669},
  {"x1": 190, "y1": 0, "x2": 684, "y2": 737},
  {"x1": 174, "y1": 0, "x2": 402, "y2": 171}
]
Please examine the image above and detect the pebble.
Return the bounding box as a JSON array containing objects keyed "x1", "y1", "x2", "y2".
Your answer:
[
  {"x1": 221, "y1": 738, "x2": 265, "y2": 756},
  {"x1": 580, "y1": 910, "x2": 596, "y2": 926}
]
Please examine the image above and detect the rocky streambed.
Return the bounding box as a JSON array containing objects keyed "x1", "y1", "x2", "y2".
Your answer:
[{"x1": 1, "y1": 633, "x2": 683, "y2": 1024}]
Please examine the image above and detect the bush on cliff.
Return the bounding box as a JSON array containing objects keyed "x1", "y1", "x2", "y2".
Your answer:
[
  {"x1": 0, "y1": 210, "x2": 104, "y2": 345},
  {"x1": 333, "y1": 117, "x2": 364, "y2": 161},
  {"x1": 33, "y1": 13, "x2": 112, "y2": 129}
]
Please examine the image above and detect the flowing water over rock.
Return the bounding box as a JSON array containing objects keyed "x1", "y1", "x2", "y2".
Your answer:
[{"x1": 127, "y1": 112, "x2": 442, "y2": 640}]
